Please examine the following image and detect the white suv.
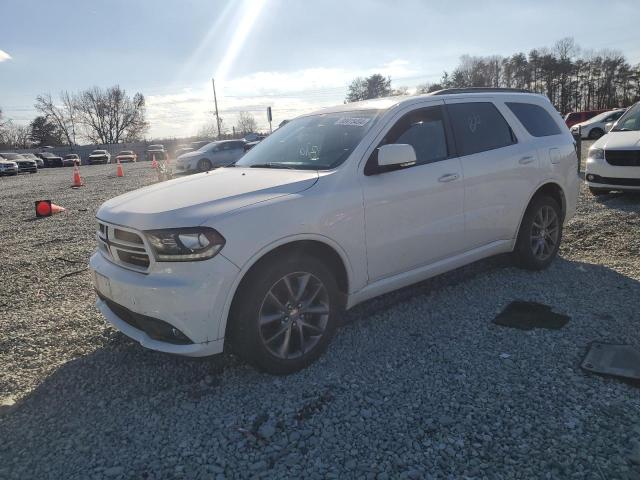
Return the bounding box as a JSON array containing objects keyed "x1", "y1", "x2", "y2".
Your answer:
[
  {"x1": 90, "y1": 88, "x2": 579, "y2": 374},
  {"x1": 585, "y1": 101, "x2": 640, "y2": 195}
]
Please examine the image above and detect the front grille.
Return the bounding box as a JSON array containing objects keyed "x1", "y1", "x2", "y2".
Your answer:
[
  {"x1": 97, "y1": 221, "x2": 151, "y2": 272},
  {"x1": 605, "y1": 150, "x2": 640, "y2": 166}
]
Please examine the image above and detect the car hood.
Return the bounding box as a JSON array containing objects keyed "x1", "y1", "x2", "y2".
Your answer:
[
  {"x1": 97, "y1": 167, "x2": 319, "y2": 230},
  {"x1": 89, "y1": 153, "x2": 108, "y2": 157},
  {"x1": 591, "y1": 131, "x2": 640, "y2": 150}
]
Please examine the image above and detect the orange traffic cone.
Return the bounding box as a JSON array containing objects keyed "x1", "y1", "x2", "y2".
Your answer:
[
  {"x1": 151, "y1": 154, "x2": 158, "y2": 169},
  {"x1": 35, "y1": 200, "x2": 66, "y2": 217},
  {"x1": 72, "y1": 165, "x2": 83, "y2": 187},
  {"x1": 116, "y1": 160, "x2": 124, "y2": 177}
]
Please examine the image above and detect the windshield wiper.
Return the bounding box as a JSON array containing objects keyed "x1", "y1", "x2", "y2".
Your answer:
[{"x1": 249, "y1": 162, "x2": 296, "y2": 169}]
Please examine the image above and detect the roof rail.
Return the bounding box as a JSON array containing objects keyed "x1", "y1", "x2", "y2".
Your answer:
[{"x1": 431, "y1": 87, "x2": 532, "y2": 95}]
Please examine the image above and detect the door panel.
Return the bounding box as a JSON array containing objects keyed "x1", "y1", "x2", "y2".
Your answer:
[
  {"x1": 360, "y1": 103, "x2": 465, "y2": 282},
  {"x1": 445, "y1": 100, "x2": 539, "y2": 248},
  {"x1": 362, "y1": 159, "x2": 465, "y2": 281}
]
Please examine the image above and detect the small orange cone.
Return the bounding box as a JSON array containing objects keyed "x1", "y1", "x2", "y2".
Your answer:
[
  {"x1": 35, "y1": 200, "x2": 66, "y2": 217},
  {"x1": 151, "y1": 154, "x2": 158, "y2": 169},
  {"x1": 116, "y1": 160, "x2": 124, "y2": 177},
  {"x1": 72, "y1": 165, "x2": 83, "y2": 187}
]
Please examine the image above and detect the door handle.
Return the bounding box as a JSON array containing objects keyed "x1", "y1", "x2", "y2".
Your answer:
[
  {"x1": 438, "y1": 173, "x2": 459, "y2": 183},
  {"x1": 519, "y1": 155, "x2": 535, "y2": 165}
]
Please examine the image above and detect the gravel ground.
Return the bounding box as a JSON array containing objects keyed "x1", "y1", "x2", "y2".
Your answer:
[{"x1": 1, "y1": 161, "x2": 639, "y2": 479}]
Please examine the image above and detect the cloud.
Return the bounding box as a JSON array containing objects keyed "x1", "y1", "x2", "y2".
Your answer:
[
  {"x1": 145, "y1": 59, "x2": 427, "y2": 138},
  {"x1": 0, "y1": 50, "x2": 12, "y2": 62}
]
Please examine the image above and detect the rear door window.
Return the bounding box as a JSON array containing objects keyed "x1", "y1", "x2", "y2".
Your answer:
[
  {"x1": 506, "y1": 102, "x2": 562, "y2": 137},
  {"x1": 447, "y1": 102, "x2": 516, "y2": 156}
]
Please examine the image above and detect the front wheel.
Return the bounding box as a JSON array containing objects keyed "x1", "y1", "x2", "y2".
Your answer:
[
  {"x1": 588, "y1": 128, "x2": 604, "y2": 140},
  {"x1": 514, "y1": 196, "x2": 563, "y2": 270},
  {"x1": 229, "y1": 254, "x2": 340, "y2": 374},
  {"x1": 198, "y1": 158, "x2": 213, "y2": 172}
]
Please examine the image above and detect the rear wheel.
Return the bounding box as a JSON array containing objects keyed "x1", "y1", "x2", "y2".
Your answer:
[
  {"x1": 229, "y1": 254, "x2": 340, "y2": 374},
  {"x1": 514, "y1": 195, "x2": 562, "y2": 270},
  {"x1": 198, "y1": 158, "x2": 213, "y2": 172}
]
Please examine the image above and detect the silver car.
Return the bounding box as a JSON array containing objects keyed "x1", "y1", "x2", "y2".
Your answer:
[{"x1": 175, "y1": 140, "x2": 246, "y2": 173}]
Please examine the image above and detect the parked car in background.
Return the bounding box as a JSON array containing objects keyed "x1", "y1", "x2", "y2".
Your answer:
[
  {"x1": 175, "y1": 139, "x2": 246, "y2": 173},
  {"x1": 244, "y1": 140, "x2": 261, "y2": 152},
  {"x1": 0, "y1": 158, "x2": 18, "y2": 176},
  {"x1": 146, "y1": 144, "x2": 165, "y2": 161},
  {"x1": 190, "y1": 140, "x2": 210, "y2": 150},
  {"x1": 37, "y1": 152, "x2": 64, "y2": 167},
  {"x1": 115, "y1": 150, "x2": 137, "y2": 163},
  {"x1": 586, "y1": 101, "x2": 640, "y2": 195},
  {"x1": 91, "y1": 89, "x2": 579, "y2": 373},
  {"x1": 63, "y1": 153, "x2": 81, "y2": 166},
  {"x1": 21, "y1": 153, "x2": 44, "y2": 168},
  {"x1": 88, "y1": 150, "x2": 111, "y2": 165},
  {"x1": 564, "y1": 109, "x2": 609, "y2": 128},
  {"x1": 570, "y1": 108, "x2": 626, "y2": 139},
  {"x1": 174, "y1": 144, "x2": 194, "y2": 158},
  {"x1": 0, "y1": 153, "x2": 38, "y2": 173}
]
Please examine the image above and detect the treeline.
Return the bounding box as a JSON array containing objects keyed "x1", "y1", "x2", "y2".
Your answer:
[
  {"x1": 347, "y1": 38, "x2": 640, "y2": 114},
  {"x1": 0, "y1": 85, "x2": 148, "y2": 149}
]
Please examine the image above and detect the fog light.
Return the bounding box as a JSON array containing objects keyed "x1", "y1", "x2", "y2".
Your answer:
[{"x1": 587, "y1": 174, "x2": 595, "y2": 181}]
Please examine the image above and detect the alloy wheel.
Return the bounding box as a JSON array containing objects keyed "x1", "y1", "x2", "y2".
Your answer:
[
  {"x1": 530, "y1": 205, "x2": 559, "y2": 261},
  {"x1": 258, "y1": 272, "x2": 330, "y2": 360}
]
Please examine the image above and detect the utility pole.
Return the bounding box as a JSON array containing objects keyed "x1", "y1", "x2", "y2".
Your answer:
[{"x1": 211, "y1": 78, "x2": 221, "y2": 139}]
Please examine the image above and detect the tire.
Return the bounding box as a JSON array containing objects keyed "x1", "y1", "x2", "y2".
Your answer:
[
  {"x1": 514, "y1": 195, "x2": 563, "y2": 271},
  {"x1": 589, "y1": 186, "x2": 609, "y2": 196},
  {"x1": 588, "y1": 128, "x2": 604, "y2": 140},
  {"x1": 198, "y1": 158, "x2": 213, "y2": 172},
  {"x1": 229, "y1": 253, "x2": 340, "y2": 374}
]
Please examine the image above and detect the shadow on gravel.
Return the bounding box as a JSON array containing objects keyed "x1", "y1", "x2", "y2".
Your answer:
[
  {"x1": 2, "y1": 256, "x2": 640, "y2": 478},
  {"x1": 593, "y1": 191, "x2": 640, "y2": 212}
]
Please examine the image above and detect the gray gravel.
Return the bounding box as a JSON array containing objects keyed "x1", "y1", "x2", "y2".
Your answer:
[{"x1": 1, "y1": 163, "x2": 639, "y2": 479}]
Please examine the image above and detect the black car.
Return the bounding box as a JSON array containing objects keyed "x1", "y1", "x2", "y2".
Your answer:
[
  {"x1": 37, "y1": 152, "x2": 64, "y2": 167},
  {"x1": 21, "y1": 153, "x2": 44, "y2": 168},
  {"x1": 0, "y1": 153, "x2": 38, "y2": 173}
]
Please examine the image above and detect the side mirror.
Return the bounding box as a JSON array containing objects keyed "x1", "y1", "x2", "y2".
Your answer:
[
  {"x1": 605, "y1": 121, "x2": 614, "y2": 132},
  {"x1": 377, "y1": 143, "x2": 417, "y2": 168}
]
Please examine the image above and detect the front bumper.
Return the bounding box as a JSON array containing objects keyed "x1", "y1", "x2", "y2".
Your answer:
[
  {"x1": 586, "y1": 156, "x2": 640, "y2": 190},
  {"x1": 89, "y1": 249, "x2": 240, "y2": 356}
]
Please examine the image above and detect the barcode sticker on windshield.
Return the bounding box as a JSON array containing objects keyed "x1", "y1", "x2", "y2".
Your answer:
[{"x1": 335, "y1": 117, "x2": 371, "y2": 127}]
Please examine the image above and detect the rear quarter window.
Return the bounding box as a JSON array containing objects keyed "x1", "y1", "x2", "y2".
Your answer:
[
  {"x1": 447, "y1": 102, "x2": 516, "y2": 156},
  {"x1": 506, "y1": 102, "x2": 562, "y2": 137}
]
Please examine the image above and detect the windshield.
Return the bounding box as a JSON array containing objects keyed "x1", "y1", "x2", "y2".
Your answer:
[
  {"x1": 612, "y1": 103, "x2": 640, "y2": 131},
  {"x1": 235, "y1": 110, "x2": 381, "y2": 170},
  {"x1": 118, "y1": 151, "x2": 132, "y2": 155},
  {"x1": 65, "y1": 154, "x2": 77, "y2": 158},
  {"x1": 93, "y1": 150, "x2": 106, "y2": 154}
]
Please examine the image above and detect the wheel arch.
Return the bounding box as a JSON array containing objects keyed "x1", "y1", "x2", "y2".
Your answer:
[
  {"x1": 514, "y1": 180, "x2": 567, "y2": 244},
  {"x1": 217, "y1": 235, "x2": 353, "y2": 341}
]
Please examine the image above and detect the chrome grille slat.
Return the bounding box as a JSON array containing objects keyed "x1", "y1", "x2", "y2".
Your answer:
[{"x1": 97, "y1": 221, "x2": 152, "y2": 272}]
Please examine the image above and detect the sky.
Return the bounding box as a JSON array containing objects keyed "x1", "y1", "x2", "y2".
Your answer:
[{"x1": 1, "y1": 0, "x2": 640, "y2": 140}]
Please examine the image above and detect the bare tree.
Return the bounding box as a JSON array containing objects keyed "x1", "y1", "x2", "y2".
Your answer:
[
  {"x1": 197, "y1": 116, "x2": 225, "y2": 138},
  {"x1": 0, "y1": 121, "x2": 31, "y2": 148},
  {"x1": 34, "y1": 92, "x2": 77, "y2": 145},
  {"x1": 236, "y1": 111, "x2": 257, "y2": 134},
  {"x1": 75, "y1": 85, "x2": 148, "y2": 144}
]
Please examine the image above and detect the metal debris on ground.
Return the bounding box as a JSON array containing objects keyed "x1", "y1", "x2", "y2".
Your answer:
[
  {"x1": 493, "y1": 301, "x2": 570, "y2": 330},
  {"x1": 581, "y1": 342, "x2": 640, "y2": 383}
]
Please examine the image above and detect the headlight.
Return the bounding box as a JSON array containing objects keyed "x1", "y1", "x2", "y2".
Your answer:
[
  {"x1": 145, "y1": 227, "x2": 225, "y2": 262},
  {"x1": 588, "y1": 148, "x2": 604, "y2": 160}
]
